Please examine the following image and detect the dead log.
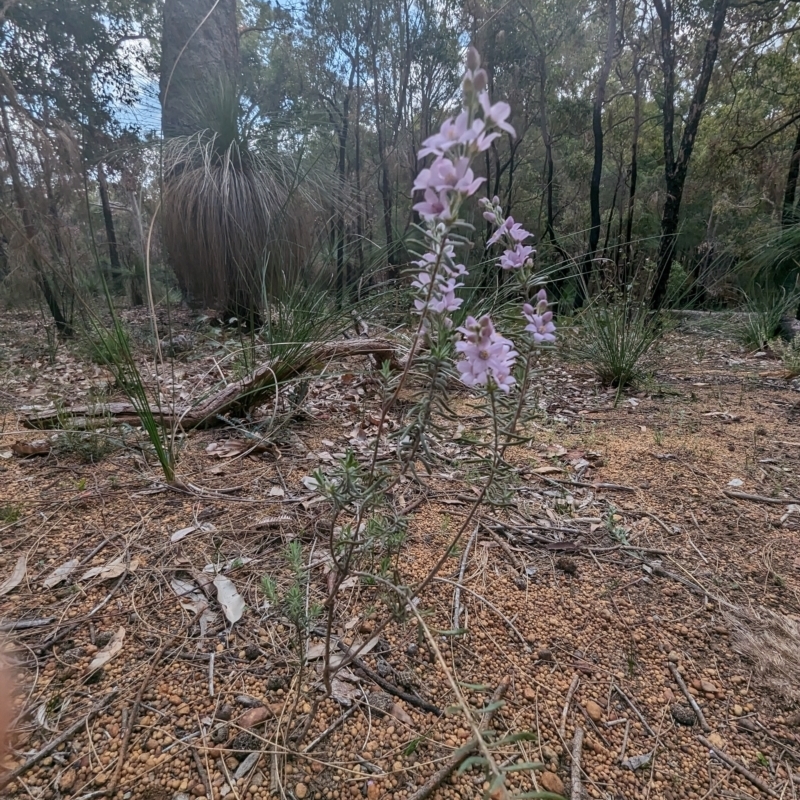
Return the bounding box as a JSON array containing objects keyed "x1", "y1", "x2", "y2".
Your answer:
[{"x1": 23, "y1": 338, "x2": 400, "y2": 430}]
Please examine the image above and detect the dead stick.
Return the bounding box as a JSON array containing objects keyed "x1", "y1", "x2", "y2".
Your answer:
[
  {"x1": 559, "y1": 674, "x2": 580, "y2": 739},
  {"x1": 108, "y1": 623, "x2": 191, "y2": 795},
  {"x1": 0, "y1": 690, "x2": 118, "y2": 790},
  {"x1": 618, "y1": 719, "x2": 631, "y2": 763},
  {"x1": 407, "y1": 677, "x2": 509, "y2": 800},
  {"x1": 669, "y1": 664, "x2": 710, "y2": 733},
  {"x1": 612, "y1": 684, "x2": 657, "y2": 738},
  {"x1": 191, "y1": 747, "x2": 214, "y2": 800},
  {"x1": 723, "y1": 490, "x2": 800, "y2": 506},
  {"x1": 571, "y1": 727, "x2": 584, "y2": 800},
  {"x1": 698, "y1": 736, "x2": 779, "y2": 798},
  {"x1": 303, "y1": 704, "x2": 358, "y2": 753}
]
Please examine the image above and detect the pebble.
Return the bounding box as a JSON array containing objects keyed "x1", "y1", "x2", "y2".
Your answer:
[
  {"x1": 523, "y1": 686, "x2": 536, "y2": 702},
  {"x1": 668, "y1": 651, "x2": 680, "y2": 663},
  {"x1": 539, "y1": 771, "x2": 564, "y2": 794},
  {"x1": 295, "y1": 783, "x2": 308, "y2": 799},
  {"x1": 706, "y1": 732, "x2": 724, "y2": 749},
  {"x1": 700, "y1": 680, "x2": 717, "y2": 694},
  {"x1": 733, "y1": 704, "x2": 744, "y2": 716},
  {"x1": 584, "y1": 700, "x2": 603, "y2": 723}
]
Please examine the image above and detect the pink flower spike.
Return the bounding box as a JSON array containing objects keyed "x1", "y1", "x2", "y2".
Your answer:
[
  {"x1": 479, "y1": 92, "x2": 516, "y2": 137},
  {"x1": 523, "y1": 305, "x2": 556, "y2": 344},
  {"x1": 455, "y1": 314, "x2": 517, "y2": 393},
  {"x1": 499, "y1": 244, "x2": 534, "y2": 270}
]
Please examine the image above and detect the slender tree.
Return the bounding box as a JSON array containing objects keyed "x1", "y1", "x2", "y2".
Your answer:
[{"x1": 650, "y1": 0, "x2": 730, "y2": 308}]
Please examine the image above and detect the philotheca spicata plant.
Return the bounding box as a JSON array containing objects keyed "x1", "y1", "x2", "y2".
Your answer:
[{"x1": 307, "y1": 47, "x2": 559, "y2": 799}]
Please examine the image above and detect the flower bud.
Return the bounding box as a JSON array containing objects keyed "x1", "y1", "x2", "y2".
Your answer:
[
  {"x1": 466, "y1": 46, "x2": 481, "y2": 72},
  {"x1": 473, "y1": 68, "x2": 488, "y2": 93}
]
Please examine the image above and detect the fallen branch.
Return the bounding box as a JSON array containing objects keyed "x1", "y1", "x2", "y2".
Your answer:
[
  {"x1": 612, "y1": 684, "x2": 657, "y2": 738},
  {"x1": 668, "y1": 663, "x2": 710, "y2": 733},
  {"x1": 571, "y1": 727, "x2": 584, "y2": 800},
  {"x1": 407, "y1": 677, "x2": 510, "y2": 800},
  {"x1": 303, "y1": 704, "x2": 358, "y2": 753},
  {"x1": 723, "y1": 490, "x2": 800, "y2": 506},
  {"x1": 0, "y1": 690, "x2": 119, "y2": 790},
  {"x1": 559, "y1": 674, "x2": 580, "y2": 739},
  {"x1": 698, "y1": 735, "x2": 779, "y2": 798},
  {"x1": 23, "y1": 338, "x2": 401, "y2": 430}
]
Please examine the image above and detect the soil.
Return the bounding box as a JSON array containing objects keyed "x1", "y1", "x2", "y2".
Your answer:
[{"x1": 0, "y1": 308, "x2": 799, "y2": 800}]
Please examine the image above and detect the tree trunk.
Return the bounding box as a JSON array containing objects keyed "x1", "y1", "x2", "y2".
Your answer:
[
  {"x1": 97, "y1": 162, "x2": 122, "y2": 286},
  {"x1": 624, "y1": 57, "x2": 643, "y2": 272},
  {"x1": 782, "y1": 122, "x2": 800, "y2": 228},
  {"x1": 0, "y1": 101, "x2": 72, "y2": 335},
  {"x1": 371, "y1": 34, "x2": 396, "y2": 279},
  {"x1": 336, "y1": 67, "x2": 355, "y2": 304},
  {"x1": 580, "y1": 0, "x2": 617, "y2": 304},
  {"x1": 650, "y1": 0, "x2": 730, "y2": 309},
  {"x1": 160, "y1": 0, "x2": 239, "y2": 139}
]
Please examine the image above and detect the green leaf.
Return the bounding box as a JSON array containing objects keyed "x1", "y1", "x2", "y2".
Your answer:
[
  {"x1": 456, "y1": 755, "x2": 486, "y2": 775},
  {"x1": 501, "y1": 761, "x2": 546, "y2": 774},
  {"x1": 515, "y1": 792, "x2": 566, "y2": 800}
]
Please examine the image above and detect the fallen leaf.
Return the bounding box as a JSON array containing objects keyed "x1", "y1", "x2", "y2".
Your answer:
[
  {"x1": 727, "y1": 478, "x2": 744, "y2": 488},
  {"x1": 86, "y1": 627, "x2": 125, "y2": 674},
  {"x1": 237, "y1": 706, "x2": 270, "y2": 729},
  {"x1": 213, "y1": 574, "x2": 244, "y2": 624},
  {"x1": 0, "y1": 555, "x2": 27, "y2": 596},
  {"x1": 171, "y1": 522, "x2": 215, "y2": 542},
  {"x1": 268, "y1": 485, "x2": 285, "y2": 497},
  {"x1": 0, "y1": 451, "x2": 12, "y2": 460},
  {"x1": 622, "y1": 752, "x2": 652, "y2": 771},
  {"x1": 80, "y1": 556, "x2": 140, "y2": 582},
  {"x1": 12, "y1": 440, "x2": 50, "y2": 457},
  {"x1": 532, "y1": 465, "x2": 563, "y2": 474},
  {"x1": 390, "y1": 703, "x2": 413, "y2": 726},
  {"x1": 205, "y1": 440, "x2": 277, "y2": 458},
  {"x1": 330, "y1": 679, "x2": 359, "y2": 705},
  {"x1": 42, "y1": 559, "x2": 79, "y2": 589},
  {"x1": 254, "y1": 515, "x2": 291, "y2": 528}
]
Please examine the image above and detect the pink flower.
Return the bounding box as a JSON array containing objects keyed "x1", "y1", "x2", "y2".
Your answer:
[
  {"x1": 418, "y1": 111, "x2": 486, "y2": 158},
  {"x1": 487, "y1": 215, "x2": 532, "y2": 247},
  {"x1": 499, "y1": 244, "x2": 535, "y2": 270},
  {"x1": 455, "y1": 315, "x2": 517, "y2": 392},
  {"x1": 479, "y1": 92, "x2": 516, "y2": 137},
  {"x1": 414, "y1": 157, "x2": 484, "y2": 197},
  {"x1": 413, "y1": 189, "x2": 452, "y2": 221},
  {"x1": 522, "y1": 302, "x2": 556, "y2": 344}
]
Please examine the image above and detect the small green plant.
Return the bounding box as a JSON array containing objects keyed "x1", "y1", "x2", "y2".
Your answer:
[
  {"x1": 653, "y1": 428, "x2": 664, "y2": 446},
  {"x1": 88, "y1": 316, "x2": 175, "y2": 481},
  {"x1": 736, "y1": 288, "x2": 798, "y2": 350},
  {"x1": 0, "y1": 505, "x2": 21, "y2": 524},
  {"x1": 260, "y1": 574, "x2": 279, "y2": 605},
  {"x1": 769, "y1": 337, "x2": 800, "y2": 378},
  {"x1": 567, "y1": 295, "x2": 666, "y2": 388}
]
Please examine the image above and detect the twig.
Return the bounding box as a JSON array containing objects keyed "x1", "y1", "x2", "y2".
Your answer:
[
  {"x1": 668, "y1": 663, "x2": 710, "y2": 733},
  {"x1": 698, "y1": 735, "x2": 779, "y2": 798},
  {"x1": 0, "y1": 617, "x2": 54, "y2": 632},
  {"x1": 407, "y1": 677, "x2": 510, "y2": 800},
  {"x1": 303, "y1": 704, "x2": 358, "y2": 752},
  {"x1": 571, "y1": 727, "x2": 584, "y2": 800},
  {"x1": 0, "y1": 690, "x2": 118, "y2": 790},
  {"x1": 480, "y1": 521, "x2": 525, "y2": 573},
  {"x1": 330, "y1": 637, "x2": 441, "y2": 715},
  {"x1": 434, "y1": 577, "x2": 530, "y2": 651},
  {"x1": 612, "y1": 684, "x2": 657, "y2": 737},
  {"x1": 108, "y1": 622, "x2": 191, "y2": 795},
  {"x1": 453, "y1": 525, "x2": 478, "y2": 629},
  {"x1": 208, "y1": 652, "x2": 215, "y2": 697},
  {"x1": 723, "y1": 490, "x2": 800, "y2": 506},
  {"x1": 191, "y1": 747, "x2": 214, "y2": 800},
  {"x1": 559, "y1": 675, "x2": 580, "y2": 739},
  {"x1": 619, "y1": 719, "x2": 631, "y2": 763}
]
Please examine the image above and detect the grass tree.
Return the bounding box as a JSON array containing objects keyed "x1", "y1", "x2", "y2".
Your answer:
[{"x1": 159, "y1": 0, "x2": 322, "y2": 319}]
